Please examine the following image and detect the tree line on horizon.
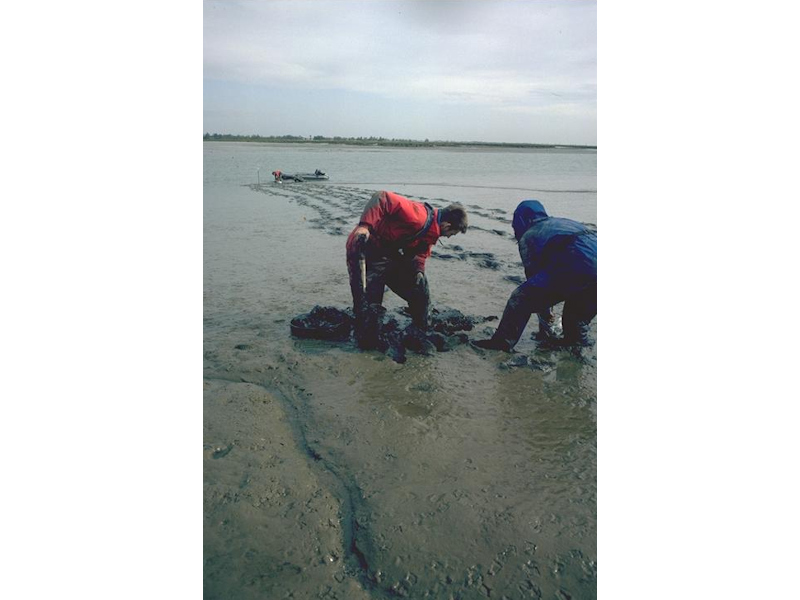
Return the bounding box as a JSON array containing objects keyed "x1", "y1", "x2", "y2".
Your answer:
[{"x1": 202, "y1": 132, "x2": 596, "y2": 150}]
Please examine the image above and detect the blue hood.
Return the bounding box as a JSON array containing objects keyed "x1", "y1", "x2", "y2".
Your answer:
[{"x1": 512, "y1": 200, "x2": 548, "y2": 240}]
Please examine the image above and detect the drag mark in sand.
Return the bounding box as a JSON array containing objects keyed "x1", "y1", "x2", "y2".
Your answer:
[
  {"x1": 273, "y1": 378, "x2": 409, "y2": 599},
  {"x1": 211, "y1": 371, "x2": 390, "y2": 598}
]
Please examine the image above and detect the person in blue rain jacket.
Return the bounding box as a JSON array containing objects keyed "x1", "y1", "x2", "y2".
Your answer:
[{"x1": 473, "y1": 200, "x2": 597, "y2": 351}]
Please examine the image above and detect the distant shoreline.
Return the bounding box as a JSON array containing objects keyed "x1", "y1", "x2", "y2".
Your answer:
[{"x1": 203, "y1": 133, "x2": 596, "y2": 151}]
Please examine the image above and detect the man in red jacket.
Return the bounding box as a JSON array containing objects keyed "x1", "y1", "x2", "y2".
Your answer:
[{"x1": 346, "y1": 191, "x2": 468, "y2": 349}]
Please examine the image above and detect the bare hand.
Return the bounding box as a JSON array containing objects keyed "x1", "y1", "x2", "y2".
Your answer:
[{"x1": 353, "y1": 226, "x2": 370, "y2": 242}]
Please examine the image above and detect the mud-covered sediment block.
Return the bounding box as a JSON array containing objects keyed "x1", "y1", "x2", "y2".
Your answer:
[
  {"x1": 290, "y1": 305, "x2": 494, "y2": 362},
  {"x1": 429, "y1": 306, "x2": 497, "y2": 333},
  {"x1": 290, "y1": 306, "x2": 354, "y2": 340}
]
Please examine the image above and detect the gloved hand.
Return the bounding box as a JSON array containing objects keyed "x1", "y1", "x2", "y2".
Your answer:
[{"x1": 535, "y1": 311, "x2": 562, "y2": 341}]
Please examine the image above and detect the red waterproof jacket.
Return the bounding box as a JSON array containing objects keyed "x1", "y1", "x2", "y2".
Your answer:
[{"x1": 348, "y1": 191, "x2": 441, "y2": 273}]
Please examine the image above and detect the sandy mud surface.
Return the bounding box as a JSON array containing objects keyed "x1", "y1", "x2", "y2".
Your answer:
[
  {"x1": 204, "y1": 379, "x2": 371, "y2": 600},
  {"x1": 204, "y1": 178, "x2": 596, "y2": 599}
]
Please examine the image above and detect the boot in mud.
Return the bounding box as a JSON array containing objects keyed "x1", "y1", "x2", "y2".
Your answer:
[
  {"x1": 355, "y1": 304, "x2": 383, "y2": 350},
  {"x1": 561, "y1": 318, "x2": 592, "y2": 348},
  {"x1": 471, "y1": 337, "x2": 513, "y2": 352},
  {"x1": 402, "y1": 324, "x2": 436, "y2": 356}
]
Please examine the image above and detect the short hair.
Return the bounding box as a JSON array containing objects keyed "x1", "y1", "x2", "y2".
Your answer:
[{"x1": 440, "y1": 203, "x2": 468, "y2": 233}]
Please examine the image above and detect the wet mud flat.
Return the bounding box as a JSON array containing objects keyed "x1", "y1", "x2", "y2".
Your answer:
[
  {"x1": 204, "y1": 379, "x2": 372, "y2": 600},
  {"x1": 204, "y1": 181, "x2": 597, "y2": 599},
  {"x1": 205, "y1": 325, "x2": 596, "y2": 599}
]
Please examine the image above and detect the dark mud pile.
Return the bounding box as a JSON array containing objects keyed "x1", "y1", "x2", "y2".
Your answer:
[
  {"x1": 291, "y1": 305, "x2": 497, "y2": 364},
  {"x1": 290, "y1": 306, "x2": 354, "y2": 341}
]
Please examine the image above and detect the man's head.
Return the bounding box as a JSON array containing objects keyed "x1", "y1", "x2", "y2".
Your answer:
[{"x1": 439, "y1": 203, "x2": 468, "y2": 237}]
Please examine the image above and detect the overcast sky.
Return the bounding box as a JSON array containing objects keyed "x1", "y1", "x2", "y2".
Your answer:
[{"x1": 204, "y1": 0, "x2": 596, "y2": 145}]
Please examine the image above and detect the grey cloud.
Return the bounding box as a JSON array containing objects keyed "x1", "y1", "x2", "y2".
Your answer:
[{"x1": 204, "y1": 0, "x2": 596, "y2": 143}]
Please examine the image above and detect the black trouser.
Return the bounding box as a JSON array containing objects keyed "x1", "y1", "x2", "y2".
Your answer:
[
  {"x1": 347, "y1": 244, "x2": 430, "y2": 346},
  {"x1": 493, "y1": 279, "x2": 596, "y2": 349}
]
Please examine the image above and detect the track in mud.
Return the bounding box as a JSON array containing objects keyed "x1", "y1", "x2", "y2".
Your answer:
[
  {"x1": 261, "y1": 377, "x2": 384, "y2": 595},
  {"x1": 250, "y1": 183, "x2": 529, "y2": 274},
  {"x1": 247, "y1": 182, "x2": 596, "y2": 282}
]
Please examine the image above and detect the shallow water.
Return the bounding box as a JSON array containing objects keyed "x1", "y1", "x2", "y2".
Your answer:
[{"x1": 204, "y1": 142, "x2": 597, "y2": 599}]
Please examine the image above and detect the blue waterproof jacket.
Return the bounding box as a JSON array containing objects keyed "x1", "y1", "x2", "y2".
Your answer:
[{"x1": 512, "y1": 200, "x2": 597, "y2": 291}]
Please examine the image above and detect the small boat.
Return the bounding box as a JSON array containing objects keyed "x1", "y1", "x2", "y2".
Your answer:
[
  {"x1": 272, "y1": 169, "x2": 329, "y2": 182},
  {"x1": 293, "y1": 170, "x2": 329, "y2": 181}
]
